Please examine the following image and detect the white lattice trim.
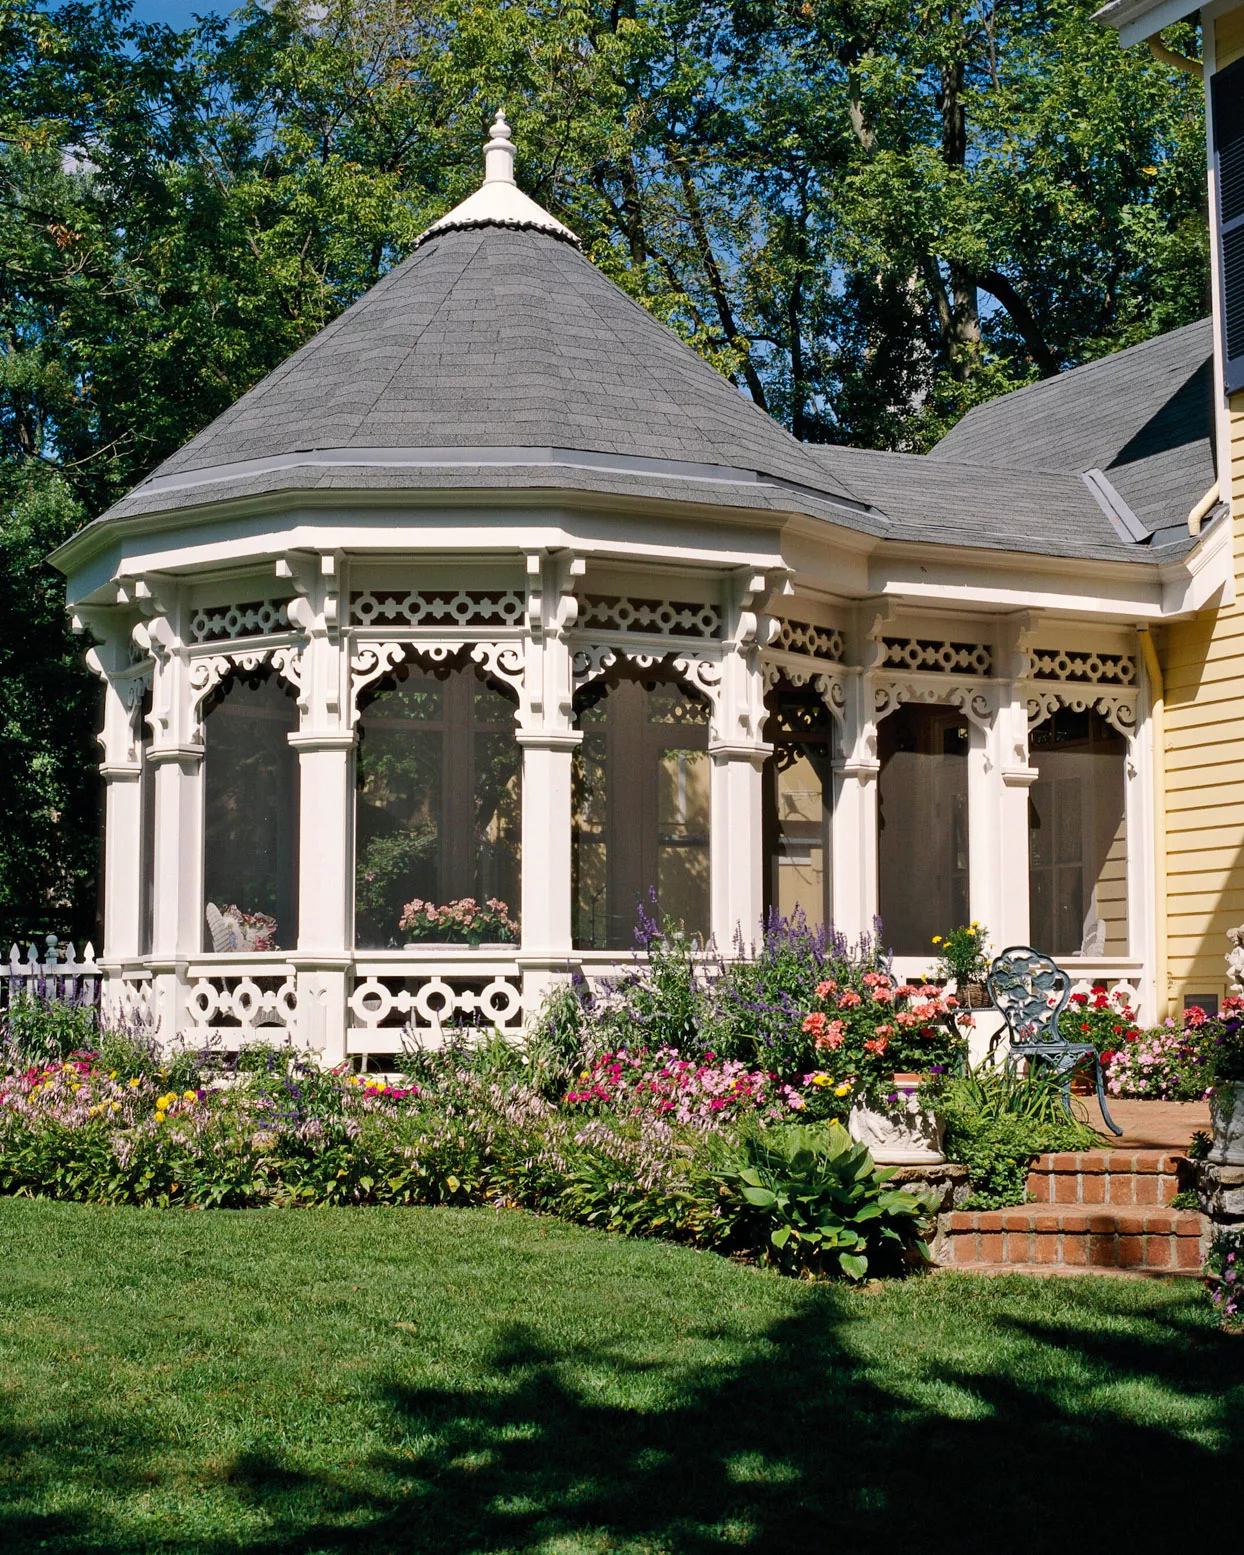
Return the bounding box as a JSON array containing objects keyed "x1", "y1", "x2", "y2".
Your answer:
[
  {"x1": 579, "y1": 595, "x2": 721, "y2": 638},
  {"x1": 1026, "y1": 687, "x2": 1137, "y2": 737},
  {"x1": 347, "y1": 974, "x2": 524, "y2": 1032},
  {"x1": 1029, "y1": 648, "x2": 1136, "y2": 685},
  {"x1": 882, "y1": 637, "x2": 992, "y2": 675},
  {"x1": 773, "y1": 619, "x2": 845, "y2": 662},
  {"x1": 190, "y1": 600, "x2": 291, "y2": 643},
  {"x1": 185, "y1": 975, "x2": 298, "y2": 1032},
  {"x1": 351, "y1": 590, "x2": 525, "y2": 628},
  {"x1": 104, "y1": 975, "x2": 155, "y2": 1029}
]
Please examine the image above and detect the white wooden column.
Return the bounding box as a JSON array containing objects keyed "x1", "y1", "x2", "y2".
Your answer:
[
  {"x1": 516, "y1": 552, "x2": 583, "y2": 1008},
  {"x1": 75, "y1": 609, "x2": 149, "y2": 975},
  {"x1": 831, "y1": 668, "x2": 880, "y2": 944},
  {"x1": 284, "y1": 553, "x2": 351, "y2": 1062},
  {"x1": 709, "y1": 571, "x2": 775, "y2": 951},
  {"x1": 134, "y1": 593, "x2": 201, "y2": 1045}
]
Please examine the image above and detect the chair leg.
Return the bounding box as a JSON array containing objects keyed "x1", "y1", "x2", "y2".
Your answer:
[{"x1": 1093, "y1": 1058, "x2": 1123, "y2": 1137}]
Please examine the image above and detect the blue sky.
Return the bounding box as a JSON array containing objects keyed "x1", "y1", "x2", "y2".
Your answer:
[{"x1": 128, "y1": 1, "x2": 229, "y2": 27}]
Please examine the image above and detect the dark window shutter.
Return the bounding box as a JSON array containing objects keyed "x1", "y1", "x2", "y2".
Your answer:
[{"x1": 1213, "y1": 56, "x2": 1244, "y2": 392}]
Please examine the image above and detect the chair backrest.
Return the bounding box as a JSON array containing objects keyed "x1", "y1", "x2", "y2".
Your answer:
[
  {"x1": 205, "y1": 902, "x2": 241, "y2": 954},
  {"x1": 1079, "y1": 918, "x2": 1107, "y2": 957},
  {"x1": 986, "y1": 946, "x2": 1072, "y2": 1048}
]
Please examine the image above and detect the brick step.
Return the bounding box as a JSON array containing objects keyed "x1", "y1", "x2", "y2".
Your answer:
[
  {"x1": 1027, "y1": 1150, "x2": 1186, "y2": 1207},
  {"x1": 943, "y1": 1204, "x2": 1204, "y2": 1271}
]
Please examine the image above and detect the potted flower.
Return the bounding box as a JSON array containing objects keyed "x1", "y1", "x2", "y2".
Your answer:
[
  {"x1": 217, "y1": 905, "x2": 277, "y2": 952},
  {"x1": 399, "y1": 897, "x2": 518, "y2": 948},
  {"x1": 799, "y1": 969, "x2": 967, "y2": 1164},
  {"x1": 1206, "y1": 998, "x2": 1244, "y2": 1166},
  {"x1": 931, "y1": 922, "x2": 991, "y2": 1007}
]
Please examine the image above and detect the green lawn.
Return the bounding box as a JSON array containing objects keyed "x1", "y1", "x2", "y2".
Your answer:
[{"x1": 1, "y1": 1202, "x2": 1240, "y2": 1554}]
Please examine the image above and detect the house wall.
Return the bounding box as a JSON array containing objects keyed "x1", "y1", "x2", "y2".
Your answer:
[{"x1": 1159, "y1": 5, "x2": 1244, "y2": 1010}]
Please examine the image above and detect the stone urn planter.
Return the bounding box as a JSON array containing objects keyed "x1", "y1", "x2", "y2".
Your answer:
[
  {"x1": 1210, "y1": 1082, "x2": 1244, "y2": 1166},
  {"x1": 848, "y1": 1074, "x2": 946, "y2": 1165}
]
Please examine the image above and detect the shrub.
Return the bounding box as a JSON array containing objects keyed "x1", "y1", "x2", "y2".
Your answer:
[
  {"x1": 562, "y1": 1046, "x2": 803, "y2": 1126},
  {"x1": 707, "y1": 910, "x2": 834, "y2": 1069},
  {"x1": 1205, "y1": 1227, "x2": 1244, "y2": 1327},
  {"x1": 1060, "y1": 983, "x2": 1139, "y2": 1053},
  {"x1": 712, "y1": 1121, "x2": 935, "y2": 1280},
  {"x1": 3, "y1": 991, "x2": 98, "y2": 1066},
  {"x1": 1104, "y1": 1020, "x2": 1211, "y2": 1101},
  {"x1": 941, "y1": 1065, "x2": 1101, "y2": 1208},
  {"x1": 521, "y1": 975, "x2": 596, "y2": 1099}
]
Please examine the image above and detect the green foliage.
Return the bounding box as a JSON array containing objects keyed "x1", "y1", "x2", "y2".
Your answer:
[
  {"x1": 521, "y1": 978, "x2": 595, "y2": 1100},
  {"x1": 2, "y1": 992, "x2": 97, "y2": 1066},
  {"x1": 0, "y1": 0, "x2": 1213, "y2": 927},
  {"x1": 1188, "y1": 1129, "x2": 1212, "y2": 1161},
  {"x1": 714, "y1": 1121, "x2": 934, "y2": 1280},
  {"x1": 941, "y1": 1064, "x2": 1101, "y2": 1208},
  {"x1": 1170, "y1": 1189, "x2": 1199, "y2": 1211}
]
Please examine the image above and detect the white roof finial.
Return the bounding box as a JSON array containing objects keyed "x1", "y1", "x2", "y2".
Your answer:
[
  {"x1": 413, "y1": 105, "x2": 580, "y2": 249},
  {"x1": 484, "y1": 109, "x2": 515, "y2": 186}
]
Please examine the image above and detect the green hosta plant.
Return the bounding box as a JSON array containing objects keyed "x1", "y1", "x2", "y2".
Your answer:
[{"x1": 715, "y1": 1121, "x2": 934, "y2": 1281}]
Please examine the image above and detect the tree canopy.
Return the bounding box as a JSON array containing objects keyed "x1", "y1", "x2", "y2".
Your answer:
[{"x1": 0, "y1": 0, "x2": 1210, "y2": 938}]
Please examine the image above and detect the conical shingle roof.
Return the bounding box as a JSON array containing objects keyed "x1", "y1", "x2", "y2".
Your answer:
[{"x1": 142, "y1": 225, "x2": 858, "y2": 505}]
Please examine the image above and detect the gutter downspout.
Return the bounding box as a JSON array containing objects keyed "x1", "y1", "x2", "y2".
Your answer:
[
  {"x1": 1138, "y1": 626, "x2": 1169, "y2": 1020},
  {"x1": 1188, "y1": 479, "x2": 1220, "y2": 537},
  {"x1": 1146, "y1": 31, "x2": 1203, "y2": 78}
]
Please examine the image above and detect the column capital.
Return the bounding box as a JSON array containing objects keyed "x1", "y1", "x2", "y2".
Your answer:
[
  {"x1": 515, "y1": 729, "x2": 583, "y2": 751},
  {"x1": 708, "y1": 740, "x2": 772, "y2": 763},
  {"x1": 147, "y1": 742, "x2": 205, "y2": 766},
  {"x1": 99, "y1": 762, "x2": 143, "y2": 780},
  {"x1": 288, "y1": 730, "x2": 356, "y2": 752}
]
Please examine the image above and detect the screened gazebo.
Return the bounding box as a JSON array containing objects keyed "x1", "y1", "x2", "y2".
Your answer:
[{"x1": 54, "y1": 115, "x2": 1204, "y2": 1062}]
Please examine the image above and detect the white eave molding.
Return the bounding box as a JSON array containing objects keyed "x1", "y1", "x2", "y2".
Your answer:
[
  {"x1": 1092, "y1": 0, "x2": 1203, "y2": 48},
  {"x1": 1159, "y1": 504, "x2": 1236, "y2": 614}
]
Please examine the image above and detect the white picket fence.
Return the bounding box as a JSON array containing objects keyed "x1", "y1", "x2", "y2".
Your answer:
[{"x1": 1, "y1": 936, "x2": 102, "y2": 1015}]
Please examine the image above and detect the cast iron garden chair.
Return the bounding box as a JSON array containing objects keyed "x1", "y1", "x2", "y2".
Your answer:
[{"x1": 985, "y1": 945, "x2": 1123, "y2": 1137}]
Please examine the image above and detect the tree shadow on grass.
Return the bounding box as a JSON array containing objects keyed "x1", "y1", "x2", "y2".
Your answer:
[{"x1": 3, "y1": 1283, "x2": 1243, "y2": 1554}]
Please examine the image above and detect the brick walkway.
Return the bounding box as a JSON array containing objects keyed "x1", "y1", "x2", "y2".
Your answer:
[{"x1": 1098, "y1": 1097, "x2": 1212, "y2": 1150}]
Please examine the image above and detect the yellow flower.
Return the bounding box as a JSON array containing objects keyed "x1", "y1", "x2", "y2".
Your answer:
[
  {"x1": 109, "y1": 1071, "x2": 116, "y2": 1080},
  {"x1": 811, "y1": 1074, "x2": 833, "y2": 1088},
  {"x1": 128, "y1": 1077, "x2": 141, "y2": 1089},
  {"x1": 111, "y1": 1101, "x2": 121, "y2": 1112},
  {"x1": 834, "y1": 1083, "x2": 852, "y2": 1097},
  {"x1": 183, "y1": 1090, "x2": 197, "y2": 1103},
  {"x1": 932, "y1": 936, "x2": 942, "y2": 945}
]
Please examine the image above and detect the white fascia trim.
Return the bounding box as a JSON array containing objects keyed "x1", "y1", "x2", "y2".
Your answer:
[
  {"x1": 870, "y1": 543, "x2": 1165, "y2": 618},
  {"x1": 1093, "y1": 0, "x2": 1202, "y2": 46},
  {"x1": 1159, "y1": 507, "x2": 1236, "y2": 614}
]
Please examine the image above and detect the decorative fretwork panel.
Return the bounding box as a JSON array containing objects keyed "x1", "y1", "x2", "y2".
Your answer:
[
  {"x1": 571, "y1": 645, "x2": 722, "y2": 712},
  {"x1": 190, "y1": 600, "x2": 291, "y2": 643},
  {"x1": 578, "y1": 595, "x2": 722, "y2": 639},
  {"x1": 184, "y1": 974, "x2": 299, "y2": 1038},
  {"x1": 1027, "y1": 687, "x2": 1137, "y2": 737},
  {"x1": 351, "y1": 590, "x2": 525, "y2": 628},
  {"x1": 1029, "y1": 648, "x2": 1136, "y2": 686},
  {"x1": 773, "y1": 618, "x2": 845, "y2": 662},
  {"x1": 105, "y1": 974, "x2": 154, "y2": 1030},
  {"x1": 882, "y1": 637, "x2": 992, "y2": 675},
  {"x1": 347, "y1": 973, "x2": 524, "y2": 1036}
]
